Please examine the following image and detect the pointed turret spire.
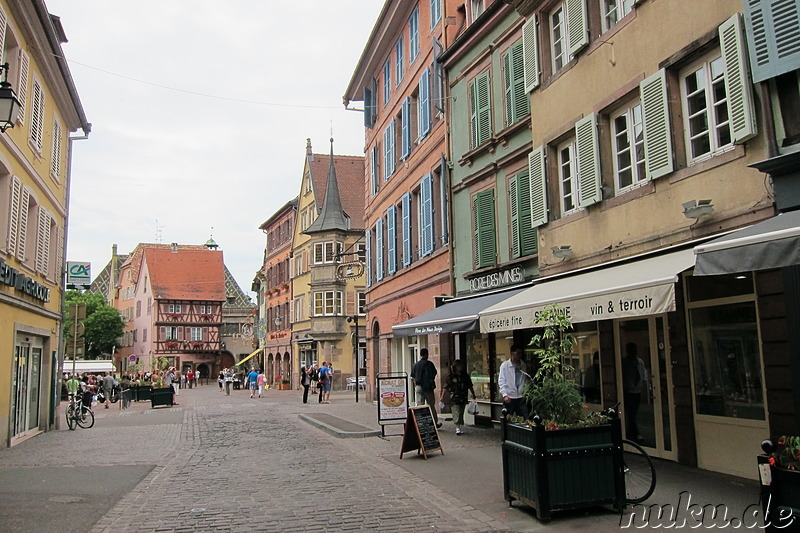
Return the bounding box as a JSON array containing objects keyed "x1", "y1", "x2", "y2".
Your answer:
[{"x1": 304, "y1": 138, "x2": 349, "y2": 234}]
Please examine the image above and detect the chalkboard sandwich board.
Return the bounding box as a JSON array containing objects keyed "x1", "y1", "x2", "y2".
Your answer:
[{"x1": 400, "y1": 406, "x2": 443, "y2": 459}]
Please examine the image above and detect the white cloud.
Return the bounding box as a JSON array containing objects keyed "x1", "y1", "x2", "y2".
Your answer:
[{"x1": 47, "y1": 0, "x2": 380, "y2": 295}]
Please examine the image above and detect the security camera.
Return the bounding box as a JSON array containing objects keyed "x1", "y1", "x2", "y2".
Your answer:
[{"x1": 346, "y1": 316, "x2": 354, "y2": 323}]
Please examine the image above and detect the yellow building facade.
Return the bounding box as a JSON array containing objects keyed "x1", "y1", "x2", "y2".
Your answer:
[{"x1": 0, "y1": 1, "x2": 89, "y2": 446}]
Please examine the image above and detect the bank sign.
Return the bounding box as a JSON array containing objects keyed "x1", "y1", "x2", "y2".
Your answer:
[
  {"x1": 480, "y1": 283, "x2": 676, "y2": 332},
  {"x1": 66, "y1": 262, "x2": 91, "y2": 289}
]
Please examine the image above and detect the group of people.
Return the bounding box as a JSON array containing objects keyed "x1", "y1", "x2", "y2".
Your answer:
[
  {"x1": 299, "y1": 362, "x2": 333, "y2": 404},
  {"x1": 64, "y1": 371, "x2": 119, "y2": 410},
  {"x1": 217, "y1": 367, "x2": 267, "y2": 397},
  {"x1": 411, "y1": 348, "x2": 477, "y2": 435}
]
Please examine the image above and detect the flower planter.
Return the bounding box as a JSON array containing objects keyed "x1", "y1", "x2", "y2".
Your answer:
[
  {"x1": 150, "y1": 387, "x2": 174, "y2": 408},
  {"x1": 501, "y1": 415, "x2": 625, "y2": 520},
  {"x1": 758, "y1": 447, "x2": 800, "y2": 531},
  {"x1": 133, "y1": 385, "x2": 152, "y2": 402},
  {"x1": 278, "y1": 382, "x2": 290, "y2": 390}
]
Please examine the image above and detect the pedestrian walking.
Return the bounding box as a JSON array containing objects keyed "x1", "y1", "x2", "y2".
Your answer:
[
  {"x1": 441, "y1": 359, "x2": 475, "y2": 435},
  {"x1": 257, "y1": 370, "x2": 267, "y2": 398},
  {"x1": 180, "y1": 371, "x2": 186, "y2": 390},
  {"x1": 164, "y1": 367, "x2": 178, "y2": 405},
  {"x1": 410, "y1": 348, "x2": 441, "y2": 427},
  {"x1": 187, "y1": 369, "x2": 194, "y2": 389},
  {"x1": 247, "y1": 367, "x2": 259, "y2": 398},
  {"x1": 218, "y1": 370, "x2": 224, "y2": 392},
  {"x1": 224, "y1": 368, "x2": 234, "y2": 395},
  {"x1": 101, "y1": 371, "x2": 118, "y2": 409}
]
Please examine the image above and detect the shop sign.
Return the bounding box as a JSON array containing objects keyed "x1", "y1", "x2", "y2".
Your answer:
[
  {"x1": 468, "y1": 266, "x2": 524, "y2": 293},
  {"x1": 377, "y1": 375, "x2": 409, "y2": 423},
  {"x1": 0, "y1": 258, "x2": 50, "y2": 302},
  {"x1": 481, "y1": 284, "x2": 675, "y2": 332}
]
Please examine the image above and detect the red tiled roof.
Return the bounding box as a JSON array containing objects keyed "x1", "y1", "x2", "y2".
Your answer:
[
  {"x1": 144, "y1": 247, "x2": 226, "y2": 301},
  {"x1": 309, "y1": 153, "x2": 365, "y2": 230},
  {"x1": 121, "y1": 243, "x2": 209, "y2": 283}
]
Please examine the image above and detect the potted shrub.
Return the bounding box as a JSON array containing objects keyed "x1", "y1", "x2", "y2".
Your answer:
[
  {"x1": 758, "y1": 437, "x2": 800, "y2": 531},
  {"x1": 501, "y1": 304, "x2": 626, "y2": 520}
]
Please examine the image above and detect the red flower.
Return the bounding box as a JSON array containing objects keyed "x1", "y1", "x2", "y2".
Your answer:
[{"x1": 769, "y1": 457, "x2": 777, "y2": 466}]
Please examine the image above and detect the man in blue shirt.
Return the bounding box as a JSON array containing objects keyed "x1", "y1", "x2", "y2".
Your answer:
[{"x1": 247, "y1": 368, "x2": 259, "y2": 398}]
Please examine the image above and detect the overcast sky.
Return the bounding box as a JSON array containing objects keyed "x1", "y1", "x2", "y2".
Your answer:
[{"x1": 46, "y1": 1, "x2": 382, "y2": 298}]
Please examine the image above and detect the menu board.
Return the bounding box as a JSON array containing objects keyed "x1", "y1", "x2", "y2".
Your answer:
[
  {"x1": 400, "y1": 406, "x2": 443, "y2": 459},
  {"x1": 378, "y1": 376, "x2": 409, "y2": 423}
]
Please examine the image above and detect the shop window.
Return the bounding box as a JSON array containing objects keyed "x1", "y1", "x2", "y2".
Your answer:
[
  {"x1": 687, "y1": 273, "x2": 764, "y2": 421},
  {"x1": 465, "y1": 332, "x2": 491, "y2": 400}
]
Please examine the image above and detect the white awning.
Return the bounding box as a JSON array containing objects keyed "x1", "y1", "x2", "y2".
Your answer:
[
  {"x1": 479, "y1": 248, "x2": 696, "y2": 332},
  {"x1": 62, "y1": 360, "x2": 116, "y2": 374}
]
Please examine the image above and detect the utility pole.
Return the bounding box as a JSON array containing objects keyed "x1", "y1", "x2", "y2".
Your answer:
[{"x1": 65, "y1": 302, "x2": 86, "y2": 375}]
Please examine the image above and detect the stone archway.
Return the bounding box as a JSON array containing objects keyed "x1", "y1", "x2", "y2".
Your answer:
[
  {"x1": 283, "y1": 352, "x2": 291, "y2": 389},
  {"x1": 197, "y1": 363, "x2": 210, "y2": 379},
  {"x1": 220, "y1": 352, "x2": 235, "y2": 369},
  {"x1": 369, "y1": 319, "x2": 381, "y2": 401}
]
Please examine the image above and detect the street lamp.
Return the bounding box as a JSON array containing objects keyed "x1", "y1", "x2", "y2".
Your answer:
[
  {"x1": 346, "y1": 314, "x2": 359, "y2": 403},
  {"x1": 0, "y1": 63, "x2": 21, "y2": 133}
]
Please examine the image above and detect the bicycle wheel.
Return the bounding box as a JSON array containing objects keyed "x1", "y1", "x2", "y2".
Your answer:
[
  {"x1": 76, "y1": 408, "x2": 95, "y2": 429},
  {"x1": 65, "y1": 404, "x2": 77, "y2": 430},
  {"x1": 622, "y1": 439, "x2": 656, "y2": 503}
]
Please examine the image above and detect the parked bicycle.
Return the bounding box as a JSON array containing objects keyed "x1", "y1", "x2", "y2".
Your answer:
[
  {"x1": 600, "y1": 402, "x2": 656, "y2": 503},
  {"x1": 65, "y1": 392, "x2": 95, "y2": 430}
]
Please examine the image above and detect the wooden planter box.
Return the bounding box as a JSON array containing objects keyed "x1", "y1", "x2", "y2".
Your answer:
[
  {"x1": 278, "y1": 382, "x2": 290, "y2": 390},
  {"x1": 132, "y1": 385, "x2": 152, "y2": 402},
  {"x1": 501, "y1": 416, "x2": 625, "y2": 520},
  {"x1": 150, "y1": 387, "x2": 174, "y2": 408},
  {"x1": 758, "y1": 454, "x2": 800, "y2": 531}
]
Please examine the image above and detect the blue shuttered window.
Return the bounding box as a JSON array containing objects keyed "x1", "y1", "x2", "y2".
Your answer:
[
  {"x1": 419, "y1": 68, "x2": 431, "y2": 139},
  {"x1": 375, "y1": 219, "x2": 384, "y2": 281},
  {"x1": 387, "y1": 206, "x2": 397, "y2": 274},
  {"x1": 370, "y1": 144, "x2": 380, "y2": 196},
  {"x1": 402, "y1": 193, "x2": 412, "y2": 266},
  {"x1": 383, "y1": 119, "x2": 396, "y2": 180},
  {"x1": 744, "y1": 0, "x2": 800, "y2": 83},
  {"x1": 383, "y1": 59, "x2": 391, "y2": 105},
  {"x1": 395, "y1": 36, "x2": 404, "y2": 85},
  {"x1": 402, "y1": 97, "x2": 411, "y2": 158},
  {"x1": 431, "y1": 0, "x2": 442, "y2": 28},
  {"x1": 409, "y1": 6, "x2": 420, "y2": 63},
  {"x1": 420, "y1": 174, "x2": 434, "y2": 257}
]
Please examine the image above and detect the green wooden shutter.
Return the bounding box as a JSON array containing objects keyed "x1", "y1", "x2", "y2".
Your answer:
[
  {"x1": 473, "y1": 190, "x2": 496, "y2": 269},
  {"x1": 528, "y1": 147, "x2": 548, "y2": 227},
  {"x1": 744, "y1": 0, "x2": 800, "y2": 83},
  {"x1": 720, "y1": 14, "x2": 757, "y2": 144},
  {"x1": 566, "y1": 0, "x2": 589, "y2": 56},
  {"x1": 470, "y1": 71, "x2": 492, "y2": 148},
  {"x1": 511, "y1": 172, "x2": 538, "y2": 258},
  {"x1": 640, "y1": 69, "x2": 674, "y2": 180},
  {"x1": 505, "y1": 41, "x2": 529, "y2": 126},
  {"x1": 576, "y1": 113, "x2": 601, "y2": 207},
  {"x1": 522, "y1": 16, "x2": 540, "y2": 92}
]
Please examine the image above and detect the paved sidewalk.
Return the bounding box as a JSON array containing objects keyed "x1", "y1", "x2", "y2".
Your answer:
[{"x1": 0, "y1": 384, "x2": 766, "y2": 532}]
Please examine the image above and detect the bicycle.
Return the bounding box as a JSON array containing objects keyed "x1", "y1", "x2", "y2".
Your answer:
[
  {"x1": 600, "y1": 403, "x2": 656, "y2": 504},
  {"x1": 65, "y1": 392, "x2": 95, "y2": 430}
]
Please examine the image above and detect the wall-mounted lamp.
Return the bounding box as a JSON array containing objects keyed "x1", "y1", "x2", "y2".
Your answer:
[
  {"x1": 0, "y1": 63, "x2": 21, "y2": 133},
  {"x1": 682, "y1": 199, "x2": 714, "y2": 219},
  {"x1": 274, "y1": 316, "x2": 282, "y2": 326},
  {"x1": 551, "y1": 245, "x2": 574, "y2": 260}
]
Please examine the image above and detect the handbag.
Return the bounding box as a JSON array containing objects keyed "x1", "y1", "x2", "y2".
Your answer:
[{"x1": 467, "y1": 400, "x2": 479, "y2": 415}]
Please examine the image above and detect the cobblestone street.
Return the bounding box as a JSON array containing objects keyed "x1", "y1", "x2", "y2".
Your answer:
[{"x1": 0, "y1": 383, "x2": 763, "y2": 532}]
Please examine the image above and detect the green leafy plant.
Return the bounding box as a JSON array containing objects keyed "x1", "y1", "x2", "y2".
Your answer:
[
  {"x1": 522, "y1": 304, "x2": 587, "y2": 428},
  {"x1": 769, "y1": 436, "x2": 800, "y2": 470}
]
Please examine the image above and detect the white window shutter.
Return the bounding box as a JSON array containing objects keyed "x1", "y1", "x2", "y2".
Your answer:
[
  {"x1": 401, "y1": 97, "x2": 410, "y2": 158},
  {"x1": 16, "y1": 186, "x2": 29, "y2": 261},
  {"x1": 55, "y1": 225, "x2": 64, "y2": 285},
  {"x1": 528, "y1": 147, "x2": 548, "y2": 227},
  {"x1": 51, "y1": 120, "x2": 63, "y2": 180},
  {"x1": 375, "y1": 218, "x2": 384, "y2": 281},
  {"x1": 421, "y1": 174, "x2": 434, "y2": 256},
  {"x1": 566, "y1": 0, "x2": 589, "y2": 56},
  {"x1": 575, "y1": 113, "x2": 601, "y2": 207},
  {"x1": 522, "y1": 17, "x2": 540, "y2": 92},
  {"x1": 16, "y1": 50, "x2": 29, "y2": 125},
  {"x1": 719, "y1": 13, "x2": 757, "y2": 144},
  {"x1": 6, "y1": 175, "x2": 21, "y2": 255},
  {"x1": 36, "y1": 207, "x2": 49, "y2": 273},
  {"x1": 639, "y1": 69, "x2": 674, "y2": 180}
]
